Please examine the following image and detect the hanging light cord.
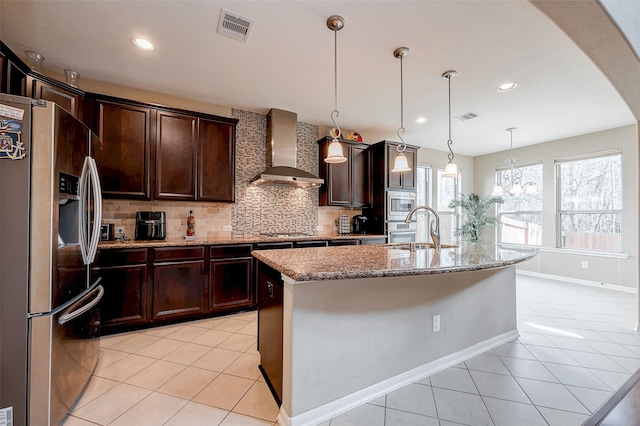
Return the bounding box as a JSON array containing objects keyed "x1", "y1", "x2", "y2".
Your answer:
[
  {"x1": 397, "y1": 54, "x2": 406, "y2": 154},
  {"x1": 330, "y1": 27, "x2": 342, "y2": 140},
  {"x1": 446, "y1": 74, "x2": 455, "y2": 163}
]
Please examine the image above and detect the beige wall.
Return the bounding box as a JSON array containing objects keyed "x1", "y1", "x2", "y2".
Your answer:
[{"x1": 474, "y1": 124, "x2": 639, "y2": 289}]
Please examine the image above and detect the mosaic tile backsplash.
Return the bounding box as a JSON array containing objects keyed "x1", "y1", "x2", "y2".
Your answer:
[{"x1": 102, "y1": 109, "x2": 360, "y2": 239}]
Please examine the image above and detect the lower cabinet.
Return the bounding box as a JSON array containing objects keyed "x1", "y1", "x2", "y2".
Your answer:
[
  {"x1": 152, "y1": 247, "x2": 205, "y2": 320},
  {"x1": 92, "y1": 248, "x2": 149, "y2": 334},
  {"x1": 209, "y1": 245, "x2": 253, "y2": 310},
  {"x1": 257, "y1": 261, "x2": 284, "y2": 405}
]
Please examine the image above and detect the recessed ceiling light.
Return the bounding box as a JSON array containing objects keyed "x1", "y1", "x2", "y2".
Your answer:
[
  {"x1": 498, "y1": 82, "x2": 518, "y2": 92},
  {"x1": 414, "y1": 117, "x2": 427, "y2": 124},
  {"x1": 132, "y1": 38, "x2": 155, "y2": 51}
]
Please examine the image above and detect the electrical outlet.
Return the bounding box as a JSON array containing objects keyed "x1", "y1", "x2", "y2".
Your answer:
[
  {"x1": 581, "y1": 260, "x2": 589, "y2": 269},
  {"x1": 222, "y1": 225, "x2": 232, "y2": 232},
  {"x1": 316, "y1": 225, "x2": 323, "y2": 232},
  {"x1": 115, "y1": 226, "x2": 125, "y2": 236},
  {"x1": 433, "y1": 315, "x2": 441, "y2": 332}
]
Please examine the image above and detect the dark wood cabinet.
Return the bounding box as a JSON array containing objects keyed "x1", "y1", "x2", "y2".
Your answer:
[
  {"x1": 92, "y1": 100, "x2": 154, "y2": 199},
  {"x1": 257, "y1": 261, "x2": 284, "y2": 405},
  {"x1": 92, "y1": 248, "x2": 149, "y2": 333},
  {"x1": 318, "y1": 137, "x2": 370, "y2": 208},
  {"x1": 86, "y1": 95, "x2": 237, "y2": 202},
  {"x1": 30, "y1": 78, "x2": 84, "y2": 119},
  {"x1": 198, "y1": 118, "x2": 235, "y2": 202},
  {"x1": 155, "y1": 111, "x2": 198, "y2": 200},
  {"x1": 1, "y1": 43, "x2": 29, "y2": 96},
  {"x1": 386, "y1": 143, "x2": 417, "y2": 190},
  {"x1": 293, "y1": 240, "x2": 327, "y2": 248},
  {"x1": 152, "y1": 247, "x2": 205, "y2": 319},
  {"x1": 209, "y1": 245, "x2": 253, "y2": 310}
]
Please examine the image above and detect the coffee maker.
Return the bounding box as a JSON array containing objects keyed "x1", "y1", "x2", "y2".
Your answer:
[
  {"x1": 135, "y1": 211, "x2": 167, "y2": 240},
  {"x1": 352, "y1": 215, "x2": 368, "y2": 234}
]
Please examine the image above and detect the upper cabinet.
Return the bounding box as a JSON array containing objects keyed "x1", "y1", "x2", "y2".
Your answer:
[
  {"x1": 87, "y1": 95, "x2": 237, "y2": 202},
  {"x1": 198, "y1": 118, "x2": 236, "y2": 202},
  {"x1": 91, "y1": 99, "x2": 154, "y2": 199},
  {"x1": 30, "y1": 77, "x2": 84, "y2": 120},
  {"x1": 369, "y1": 140, "x2": 418, "y2": 192},
  {"x1": 155, "y1": 111, "x2": 198, "y2": 200},
  {"x1": 1, "y1": 43, "x2": 85, "y2": 118},
  {"x1": 318, "y1": 137, "x2": 370, "y2": 208}
]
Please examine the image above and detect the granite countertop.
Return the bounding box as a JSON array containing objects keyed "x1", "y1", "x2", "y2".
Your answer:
[
  {"x1": 97, "y1": 233, "x2": 385, "y2": 249},
  {"x1": 252, "y1": 243, "x2": 538, "y2": 282}
]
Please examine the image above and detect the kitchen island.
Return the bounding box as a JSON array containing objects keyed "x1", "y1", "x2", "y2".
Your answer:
[{"x1": 253, "y1": 243, "x2": 537, "y2": 426}]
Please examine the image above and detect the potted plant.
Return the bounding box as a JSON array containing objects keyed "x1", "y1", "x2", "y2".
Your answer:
[{"x1": 448, "y1": 193, "x2": 503, "y2": 243}]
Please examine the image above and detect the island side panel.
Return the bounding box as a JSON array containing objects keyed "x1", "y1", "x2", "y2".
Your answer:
[{"x1": 282, "y1": 266, "x2": 517, "y2": 418}]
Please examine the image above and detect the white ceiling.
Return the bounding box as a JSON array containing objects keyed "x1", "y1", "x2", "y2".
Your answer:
[{"x1": 1, "y1": 0, "x2": 635, "y2": 156}]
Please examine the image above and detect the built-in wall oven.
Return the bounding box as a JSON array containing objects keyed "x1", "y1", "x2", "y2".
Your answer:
[
  {"x1": 387, "y1": 221, "x2": 417, "y2": 244},
  {"x1": 387, "y1": 191, "x2": 416, "y2": 221}
]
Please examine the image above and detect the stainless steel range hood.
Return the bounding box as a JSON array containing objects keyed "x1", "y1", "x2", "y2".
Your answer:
[{"x1": 249, "y1": 109, "x2": 324, "y2": 188}]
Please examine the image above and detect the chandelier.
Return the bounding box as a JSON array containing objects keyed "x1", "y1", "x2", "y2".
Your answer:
[{"x1": 491, "y1": 128, "x2": 536, "y2": 197}]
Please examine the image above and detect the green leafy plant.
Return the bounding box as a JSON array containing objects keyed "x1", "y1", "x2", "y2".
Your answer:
[{"x1": 448, "y1": 193, "x2": 503, "y2": 243}]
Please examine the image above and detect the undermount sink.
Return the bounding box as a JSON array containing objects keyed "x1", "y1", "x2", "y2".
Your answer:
[{"x1": 382, "y1": 243, "x2": 459, "y2": 250}]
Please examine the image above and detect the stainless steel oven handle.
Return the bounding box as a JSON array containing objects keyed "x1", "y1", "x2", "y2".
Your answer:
[{"x1": 58, "y1": 284, "x2": 104, "y2": 325}]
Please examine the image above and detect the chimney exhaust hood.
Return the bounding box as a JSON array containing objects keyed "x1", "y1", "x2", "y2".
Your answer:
[{"x1": 249, "y1": 109, "x2": 324, "y2": 188}]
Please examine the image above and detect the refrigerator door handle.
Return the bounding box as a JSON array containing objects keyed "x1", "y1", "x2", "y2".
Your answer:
[
  {"x1": 79, "y1": 156, "x2": 91, "y2": 265},
  {"x1": 58, "y1": 283, "x2": 104, "y2": 326},
  {"x1": 79, "y1": 156, "x2": 103, "y2": 265},
  {"x1": 87, "y1": 157, "x2": 102, "y2": 264}
]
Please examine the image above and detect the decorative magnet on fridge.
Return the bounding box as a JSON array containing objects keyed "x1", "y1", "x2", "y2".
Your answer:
[{"x1": 0, "y1": 118, "x2": 25, "y2": 160}]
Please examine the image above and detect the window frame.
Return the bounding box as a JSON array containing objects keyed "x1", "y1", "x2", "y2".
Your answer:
[
  {"x1": 555, "y1": 149, "x2": 623, "y2": 253},
  {"x1": 436, "y1": 167, "x2": 461, "y2": 245}
]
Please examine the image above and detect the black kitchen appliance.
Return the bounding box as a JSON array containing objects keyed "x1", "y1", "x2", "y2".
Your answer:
[
  {"x1": 352, "y1": 215, "x2": 368, "y2": 234},
  {"x1": 100, "y1": 223, "x2": 114, "y2": 241},
  {"x1": 135, "y1": 211, "x2": 166, "y2": 240}
]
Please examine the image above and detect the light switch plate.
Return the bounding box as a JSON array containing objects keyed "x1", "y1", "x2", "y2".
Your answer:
[{"x1": 222, "y1": 225, "x2": 232, "y2": 232}]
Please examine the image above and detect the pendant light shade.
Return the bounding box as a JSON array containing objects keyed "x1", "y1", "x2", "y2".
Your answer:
[
  {"x1": 491, "y1": 183, "x2": 503, "y2": 198},
  {"x1": 391, "y1": 47, "x2": 412, "y2": 173},
  {"x1": 324, "y1": 15, "x2": 347, "y2": 164},
  {"x1": 326, "y1": 138, "x2": 346, "y2": 163},
  {"x1": 442, "y1": 70, "x2": 459, "y2": 178}
]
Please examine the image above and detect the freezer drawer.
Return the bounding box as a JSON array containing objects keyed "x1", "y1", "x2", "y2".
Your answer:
[{"x1": 28, "y1": 283, "x2": 103, "y2": 426}]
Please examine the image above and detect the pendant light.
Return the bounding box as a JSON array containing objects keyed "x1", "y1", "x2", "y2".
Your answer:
[
  {"x1": 391, "y1": 47, "x2": 411, "y2": 173},
  {"x1": 493, "y1": 127, "x2": 537, "y2": 197},
  {"x1": 324, "y1": 15, "x2": 347, "y2": 164},
  {"x1": 442, "y1": 70, "x2": 459, "y2": 177}
]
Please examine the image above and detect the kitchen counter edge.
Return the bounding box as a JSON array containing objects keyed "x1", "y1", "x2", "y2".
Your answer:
[{"x1": 97, "y1": 234, "x2": 385, "y2": 249}]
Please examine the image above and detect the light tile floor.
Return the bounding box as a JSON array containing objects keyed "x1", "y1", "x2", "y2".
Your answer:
[{"x1": 66, "y1": 275, "x2": 640, "y2": 425}]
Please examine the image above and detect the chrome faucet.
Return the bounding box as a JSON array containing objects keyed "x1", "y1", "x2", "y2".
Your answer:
[{"x1": 405, "y1": 206, "x2": 441, "y2": 250}]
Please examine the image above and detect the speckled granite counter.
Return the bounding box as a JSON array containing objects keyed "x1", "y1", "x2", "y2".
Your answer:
[
  {"x1": 252, "y1": 243, "x2": 538, "y2": 282},
  {"x1": 97, "y1": 233, "x2": 385, "y2": 249}
]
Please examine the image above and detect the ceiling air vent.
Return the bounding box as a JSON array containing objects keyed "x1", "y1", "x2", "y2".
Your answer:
[
  {"x1": 217, "y1": 9, "x2": 254, "y2": 42},
  {"x1": 455, "y1": 112, "x2": 480, "y2": 121}
]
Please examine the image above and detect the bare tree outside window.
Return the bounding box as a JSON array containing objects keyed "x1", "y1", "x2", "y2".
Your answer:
[{"x1": 557, "y1": 152, "x2": 622, "y2": 252}]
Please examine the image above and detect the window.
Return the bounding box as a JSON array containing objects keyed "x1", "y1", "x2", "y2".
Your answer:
[
  {"x1": 496, "y1": 163, "x2": 543, "y2": 245},
  {"x1": 556, "y1": 151, "x2": 622, "y2": 252},
  {"x1": 416, "y1": 166, "x2": 431, "y2": 241},
  {"x1": 436, "y1": 168, "x2": 459, "y2": 245}
]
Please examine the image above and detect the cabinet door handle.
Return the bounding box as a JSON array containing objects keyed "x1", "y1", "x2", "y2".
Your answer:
[{"x1": 267, "y1": 282, "x2": 274, "y2": 298}]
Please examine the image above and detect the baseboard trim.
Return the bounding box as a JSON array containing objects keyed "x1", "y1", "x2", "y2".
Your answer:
[
  {"x1": 517, "y1": 270, "x2": 637, "y2": 294},
  {"x1": 278, "y1": 329, "x2": 519, "y2": 426}
]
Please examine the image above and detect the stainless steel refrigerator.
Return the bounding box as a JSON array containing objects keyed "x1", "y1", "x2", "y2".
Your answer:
[{"x1": 0, "y1": 94, "x2": 104, "y2": 426}]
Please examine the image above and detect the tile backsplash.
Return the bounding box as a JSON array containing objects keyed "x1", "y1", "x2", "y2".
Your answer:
[{"x1": 101, "y1": 108, "x2": 361, "y2": 239}]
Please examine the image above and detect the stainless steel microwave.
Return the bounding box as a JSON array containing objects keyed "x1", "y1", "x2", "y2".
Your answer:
[{"x1": 387, "y1": 191, "x2": 416, "y2": 220}]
